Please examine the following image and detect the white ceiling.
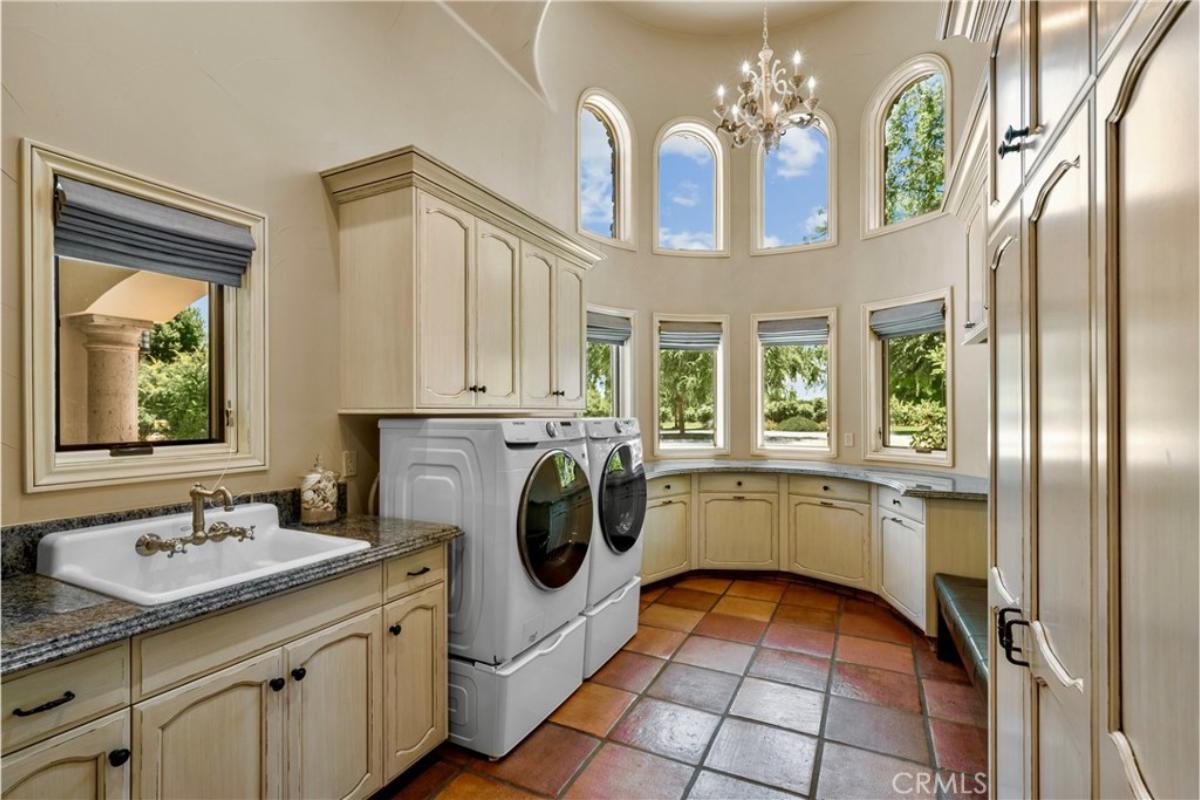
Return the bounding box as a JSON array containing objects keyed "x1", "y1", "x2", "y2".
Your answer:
[{"x1": 608, "y1": 1, "x2": 844, "y2": 37}]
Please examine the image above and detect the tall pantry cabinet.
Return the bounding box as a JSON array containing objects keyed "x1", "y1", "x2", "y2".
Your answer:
[
  {"x1": 320, "y1": 147, "x2": 600, "y2": 415},
  {"x1": 943, "y1": 1, "x2": 1198, "y2": 797}
]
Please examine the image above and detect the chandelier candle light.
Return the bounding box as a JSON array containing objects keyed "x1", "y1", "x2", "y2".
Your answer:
[{"x1": 713, "y1": 6, "x2": 821, "y2": 152}]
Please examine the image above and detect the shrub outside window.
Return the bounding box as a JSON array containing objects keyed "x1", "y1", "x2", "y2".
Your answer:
[
  {"x1": 753, "y1": 310, "x2": 837, "y2": 457},
  {"x1": 863, "y1": 290, "x2": 953, "y2": 466},
  {"x1": 654, "y1": 315, "x2": 728, "y2": 455}
]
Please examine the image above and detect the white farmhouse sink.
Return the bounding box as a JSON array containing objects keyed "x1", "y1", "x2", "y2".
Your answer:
[{"x1": 37, "y1": 503, "x2": 369, "y2": 606}]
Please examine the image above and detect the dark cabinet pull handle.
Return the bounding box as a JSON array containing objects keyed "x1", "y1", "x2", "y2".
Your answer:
[
  {"x1": 1004, "y1": 124, "x2": 1030, "y2": 142},
  {"x1": 998, "y1": 141, "x2": 1021, "y2": 158},
  {"x1": 819, "y1": 500, "x2": 834, "y2": 507},
  {"x1": 291, "y1": 667, "x2": 307, "y2": 681},
  {"x1": 389, "y1": 623, "x2": 403, "y2": 636},
  {"x1": 407, "y1": 566, "x2": 431, "y2": 577},
  {"x1": 269, "y1": 677, "x2": 286, "y2": 692},
  {"x1": 108, "y1": 749, "x2": 131, "y2": 768},
  {"x1": 732, "y1": 495, "x2": 746, "y2": 501},
  {"x1": 892, "y1": 498, "x2": 902, "y2": 506},
  {"x1": 13, "y1": 691, "x2": 75, "y2": 717},
  {"x1": 997, "y1": 607, "x2": 1030, "y2": 667}
]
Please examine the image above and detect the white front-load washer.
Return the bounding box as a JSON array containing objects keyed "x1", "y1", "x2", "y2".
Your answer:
[
  {"x1": 379, "y1": 418, "x2": 594, "y2": 757},
  {"x1": 581, "y1": 417, "x2": 647, "y2": 676}
]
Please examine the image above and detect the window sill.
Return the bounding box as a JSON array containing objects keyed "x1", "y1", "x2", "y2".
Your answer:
[
  {"x1": 860, "y1": 209, "x2": 948, "y2": 241},
  {"x1": 578, "y1": 228, "x2": 636, "y2": 252},
  {"x1": 752, "y1": 445, "x2": 839, "y2": 461},
  {"x1": 862, "y1": 448, "x2": 953, "y2": 469},
  {"x1": 29, "y1": 447, "x2": 268, "y2": 493},
  {"x1": 750, "y1": 237, "x2": 838, "y2": 256},
  {"x1": 652, "y1": 445, "x2": 731, "y2": 460},
  {"x1": 651, "y1": 246, "x2": 730, "y2": 258}
]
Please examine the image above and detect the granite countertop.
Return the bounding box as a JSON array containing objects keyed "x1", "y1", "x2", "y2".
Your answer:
[
  {"x1": 643, "y1": 459, "x2": 988, "y2": 501},
  {"x1": 1, "y1": 515, "x2": 461, "y2": 676}
]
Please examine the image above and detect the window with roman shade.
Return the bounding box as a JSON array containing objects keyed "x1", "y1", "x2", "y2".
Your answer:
[
  {"x1": 754, "y1": 311, "x2": 836, "y2": 455},
  {"x1": 868, "y1": 299, "x2": 945, "y2": 338},
  {"x1": 655, "y1": 315, "x2": 728, "y2": 453},
  {"x1": 586, "y1": 311, "x2": 632, "y2": 345},
  {"x1": 586, "y1": 309, "x2": 633, "y2": 417}
]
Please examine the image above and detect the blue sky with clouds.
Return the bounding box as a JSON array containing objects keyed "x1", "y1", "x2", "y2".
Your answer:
[
  {"x1": 762, "y1": 124, "x2": 830, "y2": 248},
  {"x1": 579, "y1": 109, "x2": 615, "y2": 238},
  {"x1": 658, "y1": 132, "x2": 716, "y2": 250}
]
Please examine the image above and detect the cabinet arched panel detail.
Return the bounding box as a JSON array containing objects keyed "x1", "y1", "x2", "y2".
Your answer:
[
  {"x1": 519, "y1": 247, "x2": 556, "y2": 408},
  {"x1": 699, "y1": 494, "x2": 777, "y2": 569},
  {"x1": 417, "y1": 194, "x2": 474, "y2": 407},
  {"x1": 788, "y1": 498, "x2": 869, "y2": 589},
  {"x1": 383, "y1": 583, "x2": 447, "y2": 778},
  {"x1": 1, "y1": 711, "x2": 129, "y2": 800}
]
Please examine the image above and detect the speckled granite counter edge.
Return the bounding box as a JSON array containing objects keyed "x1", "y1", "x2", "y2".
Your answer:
[
  {"x1": 2, "y1": 520, "x2": 461, "y2": 676},
  {"x1": 642, "y1": 460, "x2": 988, "y2": 501}
]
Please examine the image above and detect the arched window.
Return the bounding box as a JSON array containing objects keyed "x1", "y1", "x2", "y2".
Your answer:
[
  {"x1": 653, "y1": 119, "x2": 727, "y2": 255},
  {"x1": 861, "y1": 54, "x2": 952, "y2": 236},
  {"x1": 577, "y1": 89, "x2": 635, "y2": 247},
  {"x1": 752, "y1": 112, "x2": 837, "y2": 254}
]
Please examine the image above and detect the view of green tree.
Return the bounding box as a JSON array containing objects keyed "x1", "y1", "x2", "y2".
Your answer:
[
  {"x1": 883, "y1": 74, "x2": 945, "y2": 224},
  {"x1": 761, "y1": 343, "x2": 829, "y2": 446},
  {"x1": 658, "y1": 349, "x2": 715, "y2": 443},
  {"x1": 138, "y1": 304, "x2": 212, "y2": 441},
  {"x1": 586, "y1": 341, "x2": 615, "y2": 417},
  {"x1": 884, "y1": 330, "x2": 947, "y2": 450}
]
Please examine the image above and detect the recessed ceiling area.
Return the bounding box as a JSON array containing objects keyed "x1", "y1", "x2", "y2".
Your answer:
[{"x1": 608, "y1": 1, "x2": 844, "y2": 36}]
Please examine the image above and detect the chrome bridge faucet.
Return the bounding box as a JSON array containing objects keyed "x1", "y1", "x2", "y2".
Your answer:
[{"x1": 135, "y1": 483, "x2": 255, "y2": 557}]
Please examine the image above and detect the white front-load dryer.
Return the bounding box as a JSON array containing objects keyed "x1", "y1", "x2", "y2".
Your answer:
[
  {"x1": 379, "y1": 417, "x2": 594, "y2": 757},
  {"x1": 581, "y1": 417, "x2": 647, "y2": 676}
]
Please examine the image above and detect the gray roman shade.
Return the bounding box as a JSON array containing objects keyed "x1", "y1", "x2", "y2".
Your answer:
[
  {"x1": 587, "y1": 311, "x2": 632, "y2": 345},
  {"x1": 869, "y1": 300, "x2": 945, "y2": 339},
  {"x1": 757, "y1": 316, "x2": 829, "y2": 347},
  {"x1": 659, "y1": 320, "x2": 723, "y2": 351},
  {"x1": 54, "y1": 176, "x2": 256, "y2": 288}
]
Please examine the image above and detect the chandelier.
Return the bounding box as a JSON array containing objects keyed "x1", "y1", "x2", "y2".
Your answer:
[{"x1": 712, "y1": 7, "x2": 821, "y2": 152}]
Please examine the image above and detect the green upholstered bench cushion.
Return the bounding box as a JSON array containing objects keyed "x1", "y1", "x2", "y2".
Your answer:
[{"x1": 933, "y1": 573, "x2": 988, "y2": 691}]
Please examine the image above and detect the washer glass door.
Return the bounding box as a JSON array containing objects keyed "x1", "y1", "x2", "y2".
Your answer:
[
  {"x1": 600, "y1": 443, "x2": 647, "y2": 553},
  {"x1": 518, "y1": 450, "x2": 593, "y2": 589}
]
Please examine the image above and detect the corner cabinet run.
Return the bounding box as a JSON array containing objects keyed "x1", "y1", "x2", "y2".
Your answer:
[
  {"x1": 320, "y1": 147, "x2": 600, "y2": 415},
  {"x1": 0, "y1": 545, "x2": 450, "y2": 800},
  {"x1": 640, "y1": 472, "x2": 986, "y2": 635}
]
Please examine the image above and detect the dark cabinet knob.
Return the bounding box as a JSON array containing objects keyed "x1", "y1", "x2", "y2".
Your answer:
[
  {"x1": 389, "y1": 623, "x2": 403, "y2": 636},
  {"x1": 291, "y1": 667, "x2": 307, "y2": 681},
  {"x1": 269, "y1": 677, "x2": 286, "y2": 692},
  {"x1": 108, "y1": 748, "x2": 131, "y2": 768},
  {"x1": 736, "y1": 480, "x2": 743, "y2": 487},
  {"x1": 822, "y1": 485, "x2": 831, "y2": 491},
  {"x1": 892, "y1": 498, "x2": 902, "y2": 506},
  {"x1": 997, "y1": 141, "x2": 1021, "y2": 158},
  {"x1": 468, "y1": 385, "x2": 478, "y2": 393},
  {"x1": 479, "y1": 385, "x2": 487, "y2": 394},
  {"x1": 1004, "y1": 124, "x2": 1031, "y2": 142}
]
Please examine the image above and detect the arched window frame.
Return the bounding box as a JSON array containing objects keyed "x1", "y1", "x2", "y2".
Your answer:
[
  {"x1": 861, "y1": 54, "x2": 953, "y2": 238},
  {"x1": 751, "y1": 110, "x2": 838, "y2": 255},
  {"x1": 577, "y1": 88, "x2": 636, "y2": 250},
  {"x1": 652, "y1": 118, "x2": 729, "y2": 257}
]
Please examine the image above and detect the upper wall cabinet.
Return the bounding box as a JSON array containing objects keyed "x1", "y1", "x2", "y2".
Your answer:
[{"x1": 321, "y1": 148, "x2": 601, "y2": 414}]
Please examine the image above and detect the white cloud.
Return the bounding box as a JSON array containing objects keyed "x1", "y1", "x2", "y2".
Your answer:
[
  {"x1": 773, "y1": 127, "x2": 825, "y2": 179},
  {"x1": 804, "y1": 206, "x2": 828, "y2": 234},
  {"x1": 660, "y1": 132, "x2": 713, "y2": 164},
  {"x1": 670, "y1": 180, "x2": 700, "y2": 208},
  {"x1": 658, "y1": 227, "x2": 715, "y2": 251},
  {"x1": 579, "y1": 113, "x2": 616, "y2": 229},
  {"x1": 762, "y1": 233, "x2": 783, "y2": 248}
]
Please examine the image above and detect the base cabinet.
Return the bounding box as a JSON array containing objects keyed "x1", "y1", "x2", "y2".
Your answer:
[
  {"x1": 788, "y1": 498, "x2": 870, "y2": 589},
  {"x1": 878, "y1": 512, "x2": 927, "y2": 625},
  {"x1": 641, "y1": 496, "x2": 691, "y2": 583},
  {"x1": 1, "y1": 710, "x2": 130, "y2": 800},
  {"x1": 383, "y1": 582, "x2": 447, "y2": 778},
  {"x1": 699, "y1": 494, "x2": 777, "y2": 569}
]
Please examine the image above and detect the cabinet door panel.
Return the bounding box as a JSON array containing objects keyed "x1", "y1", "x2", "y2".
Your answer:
[
  {"x1": 991, "y1": 0, "x2": 1024, "y2": 214},
  {"x1": 700, "y1": 495, "x2": 777, "y2": 569},
  {"x1": 283, "y1": 610, "x2": 382, "y2": 800},
  {"x1": 2, "y1": 710, "x2": 130, "y2": 800},
  {"x1": 519, "y1": 246, "x2": 556, "y2": 408},
  {"x1": 554, "y1": 264, "x2": 585, "y2": 408},
  {"x1": 789, "y1": 499, "x2": 869, "y2": 589},
  {"x1": 642, "y1": 498, "x2": 690, "y2": 583},
  {"x1": 879, "y1": 513, "x2": 925, "y2": 623},
  {"x1": 475, "y1": 223, "x2": 520, "y2": 407},
  {"x1": 383, "y1": 582, "x2": 447, "y2": 779},
  {"x1": 416, "y1": 193, "x2": 474, "y2": 408},
  {"x1": 1028, "y1": 0, "x2": 1090, "y2": 167},
  {"x1": 133, "y1": 650, "x2": 284, "y2": 800}
]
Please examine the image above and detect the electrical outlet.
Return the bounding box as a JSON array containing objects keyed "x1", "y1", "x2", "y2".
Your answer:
[
  {"x1": 843, "y1": 432, "x2": 855, "y2": 448},
  {"x1": 341, "y1": 449, "x2": 358, "y2": 478}
]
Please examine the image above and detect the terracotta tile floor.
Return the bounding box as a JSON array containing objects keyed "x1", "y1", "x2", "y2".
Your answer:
[{"x1": 379, "y1": 572, "x2": 988, "y2": 800}]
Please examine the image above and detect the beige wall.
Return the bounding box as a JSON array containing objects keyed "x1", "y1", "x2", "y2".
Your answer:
[{"x1": 1, "y1": 1, "x2": 987, "y2": 526}]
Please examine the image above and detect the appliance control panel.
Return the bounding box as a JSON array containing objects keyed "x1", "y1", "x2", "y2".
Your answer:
[
  {"x1": 501, "y1": 418, "x2": 587, "y2": 445},
  {"x1": 584, "y1": 417, "x2": 641, "y2": 439}
]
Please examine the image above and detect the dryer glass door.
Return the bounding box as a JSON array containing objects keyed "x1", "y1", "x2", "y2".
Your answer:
[
  {"x1": 599, "y1": 443, "x2": 647, "y2": 553},
  {"x1": 518, "y1": 450, "x2": 593, "y2": 589}
]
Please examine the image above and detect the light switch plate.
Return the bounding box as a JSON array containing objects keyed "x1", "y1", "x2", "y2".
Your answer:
[
  {"x1": 843, "y1": 432, "x2": 855, "y2": 448},
  {"x1": 341, "y1": 449, "x2": 358, "y2": 478}
]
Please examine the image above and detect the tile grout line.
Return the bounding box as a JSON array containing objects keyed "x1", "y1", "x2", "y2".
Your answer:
[{"x1": 806, "y1": 593, "x2": 845, "y2": 800}]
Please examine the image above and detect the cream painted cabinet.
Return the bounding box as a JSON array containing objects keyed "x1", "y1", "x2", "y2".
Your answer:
[
  {"x1": 990, "y1": 0, "x2": 1024, "y2": 214},
  {"x1": 474, "y1": 222, "x2": 521, "y2": 407},
  {"x1": 1, "y1": 710, "x2": 130, "y2": 800},
  {"x1": 382, "y1": 582, "x2": 447, "y2": 778},
  {"x1": 642, "y1": 496, "x2": 691, "y2": 583},
  {"x1": 788, "y1": 498, "x2": 869, "y2": 590},
  {"x1": 699, "y1": 494, "x2": 777, "y2": 569},
  {"x1": 878, "y1": 512, "x2": 925, "y2": 626},
  {"x1": 322, "y1": 148, "x2": 599, "y2": 414},
  {"x1": 1025, "y1": 0, "x2": 1091, "y2": 172},
  {"x1": 132, "y1": 649, "x2": 285, "y2": 800},
  {"x1": 283, "y1": 610, "x2": 383, "y2": 800}
]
